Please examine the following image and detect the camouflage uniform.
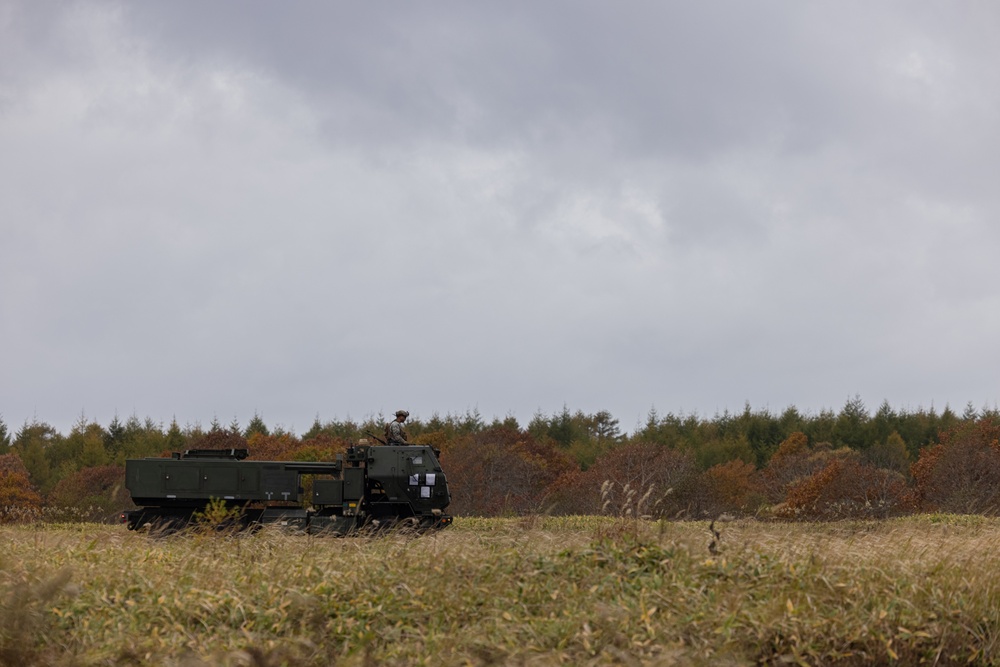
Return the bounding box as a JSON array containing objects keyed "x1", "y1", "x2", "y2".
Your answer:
[{"x1": 386, "y1": 410, "x2": 409, "y2": 444}]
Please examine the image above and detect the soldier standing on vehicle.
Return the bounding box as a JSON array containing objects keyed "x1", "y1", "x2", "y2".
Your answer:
[{"x1": 385, "y1": 410, "x2": 409, "y2": 444}]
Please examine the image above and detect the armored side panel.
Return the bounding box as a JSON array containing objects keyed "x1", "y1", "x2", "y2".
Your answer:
[
  {"x1": 312, "y1": 479, "x2": 343, "y2": 506},
  {"x1": 126, "y1": 458, "x2": 302, "y2": 506},
  {"x1": 343, "y1": 467, "x2": 365, "y2": 500}
]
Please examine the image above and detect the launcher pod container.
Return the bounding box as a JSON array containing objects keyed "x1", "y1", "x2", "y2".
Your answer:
[{"x1": 121, "y1": 444, "x2": 452, "y2": 534}]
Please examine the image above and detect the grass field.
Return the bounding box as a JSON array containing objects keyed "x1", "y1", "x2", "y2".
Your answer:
[{"x1": 2, "y1": 515, "x2": 1000, "y2": 666}]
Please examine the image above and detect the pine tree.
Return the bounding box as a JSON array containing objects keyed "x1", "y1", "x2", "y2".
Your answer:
[
  {"x1": 166, "y1": 418, "x2": 186, "y2": 453},
  {"x1": 104, "y1": 414, "x2": 125, "y2": 458},
  {"x1": 0, "y1": 416, "x2": 9, "y2": 454},
  {"x1": 245, "y1": 412, "x2": 270, "y2": 438}
]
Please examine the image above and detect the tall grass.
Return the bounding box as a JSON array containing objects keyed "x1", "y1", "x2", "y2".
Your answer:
[{"x1": 2, "y1": 516, "x2": 1000, "y2": 665}]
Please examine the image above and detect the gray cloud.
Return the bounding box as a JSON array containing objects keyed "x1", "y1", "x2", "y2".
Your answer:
[{"x1": 2, "y1": 1, "x2": 1000, "y2": 433}]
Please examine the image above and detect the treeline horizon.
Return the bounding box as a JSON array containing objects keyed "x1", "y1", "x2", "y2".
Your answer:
[
  {"x1": 3, "y1": 395, "x2": 1000, "y2": 523},
  {"x1": 4, "y1": 395, "x2": 996, "y2": 443},
  {"x1": 1, "y1": 394, "x2": 994, "y2": 463}
]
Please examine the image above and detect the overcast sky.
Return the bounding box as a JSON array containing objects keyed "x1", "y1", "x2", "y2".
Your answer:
[{"x1": 3, "y1": 2, "x2": 999, "y2": 435}]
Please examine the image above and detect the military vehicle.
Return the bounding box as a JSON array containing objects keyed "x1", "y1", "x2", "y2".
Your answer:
[{"x1": 120, "y1": 443, "x2": 452, "y2": 534}]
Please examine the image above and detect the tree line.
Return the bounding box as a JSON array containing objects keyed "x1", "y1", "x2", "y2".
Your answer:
[{"x1": 1, "y1": 396, "x2": 999, "y2": 523}]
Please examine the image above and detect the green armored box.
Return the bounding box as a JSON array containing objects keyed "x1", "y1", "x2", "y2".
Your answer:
[
  {"x1": 126, "y1": 458, "x2": 300, "y2": 505},
  {"x1": 312, "y1": 479, "x2": 343, "y2": 506}
]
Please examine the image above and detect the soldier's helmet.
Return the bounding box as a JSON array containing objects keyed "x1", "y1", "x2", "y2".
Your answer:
[{"x1": 395, "y1": 410, "x2": 410, "y2": 418}]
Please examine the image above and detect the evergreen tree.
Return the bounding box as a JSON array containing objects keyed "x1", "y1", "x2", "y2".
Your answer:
[
  {"x1": 871, "y1": 400, "x2": 898, "y2": 445},
  {"x1": 104, "y1": 414, "x2": 125, "y2": 459},
  {"x1": 457, "y1": 408, "x2": 485, "y2": 434},
  {"x1": 939, "y1": 405, "x2": 959, "y2": 434},
  {"x1": 166, "y1": 418, "x2": 186, "y2": 453},
  {"x1": 14, "y1": 421, "x2": 60, "y2": 494},
  {"x1": 834, "y1": 394, "x2": 869, "y2": 449},
  {"x1": 807, "y1": 408, "x2": 837, "y2": 446},
  {"x1": 526, "y1": 409, "x2": 549, "y2": 440},
  {"x1": 778, "y1": 406, "x2": 805, "y2": 435},
  {"x1": 591, "y1": 410, "x2": 622, "y2": 444},
  {"x1": 547, "y1": 406, "x2": 576, "y2": 447},
  {"x1": 245, "y1": 412, "x2": 270, "y2": 438},
  {"x1": 0, "y1": 416, "x2": 9, "y2": 454},
  {"x1": 864, "y1": 431, "x2": 910, "y2": 475},
  {"x1": 66, "y1": 417, "x2": 109, "y2": 471},
  {"x1": 489, "y1": 413, "x2": 521, "y2": 431}
]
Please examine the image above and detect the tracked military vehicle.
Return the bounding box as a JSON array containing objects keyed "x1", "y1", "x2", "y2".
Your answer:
[{"x1": 121, "y1": 443, "x2": 452, "y2": 534}]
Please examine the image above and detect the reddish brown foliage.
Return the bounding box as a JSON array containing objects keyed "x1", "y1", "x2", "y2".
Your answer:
[
  {"x1": 0, "y1": 453, "x2": 43, "y2": 522},
  {"x1": 770, "y1": 431, "x2": 810, "y2": 462},
  {"x1": 246, "y1": 432, "x2": 301, "y2": 460},
  {"x1": 444, "y1": 426, "x2": 575, "y2": 516},
  {"x1": 47, "y1": 465, "x2": 131, "y2": 521},
  {"x1": 699, "y1": 460, "x2": 765, "y2": 516},
  {"x1": 780, "y1": 455, "x2": 912, "y2": 519},
  {"x1": 548, "y1": 443, "x2": 698, "y2": 518},
  {"x1": 189, "y1": 429, "x2": 249, "y2": 451},
  {"x1": 761, "y1": 434, "x2": 841, "y2": 505},
  {"x1": 911, "y1": 419, "x2": 1000, "y2": 514}
]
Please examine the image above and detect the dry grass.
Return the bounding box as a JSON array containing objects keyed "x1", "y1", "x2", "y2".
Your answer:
[{"x1": 2, "y1": 515, "x2": 1000, "y2": 665}]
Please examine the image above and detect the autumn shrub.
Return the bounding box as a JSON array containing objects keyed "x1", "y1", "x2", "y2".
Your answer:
[
  {"x1": 187, "y1": 428, "x2": 248, "y2": 452},
  {"x1": 760, "y1": 432, "x2": 847, "y2": 505},
  {"x1": 778, "y1": 454, "x2": 913, "y2": 519},
  {"x1": 863, "y1": 431, "x2": 911, "y2": 475},
  {"x1": 444, "y1": 426, "x2": 575, "y2": 516},
  {"x1": 46, "y1": 465, "x2": 131, "y2": 523},
  {"x1": 0, "y1": 453, "x2": 43, "y2": 523},
  {"x1": 544, "y1": 469, "x2": 591, "y2": 515},
  {"x1": 547, "y1": 442, "x2": 699, "y2": 518},
  {"x1": 281, "y1": 432, "x2": 353, "y2": 462},
  {"x1": 911, "y1": 418, "x2": 1000, "y2": 514},
  {"x1": 245, "y1": 432, "x2": 301, "y2": 460},
  {"x1": 698, "y1": 459, "x2": 766, "y2": 517}
]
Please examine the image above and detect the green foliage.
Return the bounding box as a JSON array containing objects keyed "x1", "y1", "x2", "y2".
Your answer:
[
  {"x1": 165, "y1": 418, "x2": 185, "y2": 452},
  {"x1": 14, "y1": 421, "x2": 61, "y2": 494},
  {"x1": 103, "y1": 414, "x2": 125, "y2": 458},
  {"x1": 695, "y1": 433, "x2": 755, "y2": 470},
  {"x1": 834, "y1": 394, "x2": 869, "y2": 448},
  {"x1": 243, "y1": 412, "x2": 269, "y2": 438},
  {"x1": 864, "y1": 431, "x2": 910, "y2": 474},
  {"x1": 63, "y1": 418, "x2": 109, "y2": 472},
  {"x1": 527, "y1": 407, "x2": 625, "y2": 468},
  {"x1": 301, "y1": 416, "x2": 363, "y2": 442},
  {"x1": 192, "y1": 497, "x2": 243, "y2": 529},
  {"x1": 0, "y1": 416, "x2": 10, "y2": 454}
]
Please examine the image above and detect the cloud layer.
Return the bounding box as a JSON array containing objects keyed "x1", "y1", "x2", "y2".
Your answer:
[{"x1": 3, "y1": 2, "x2": 999, "y2": 433}]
